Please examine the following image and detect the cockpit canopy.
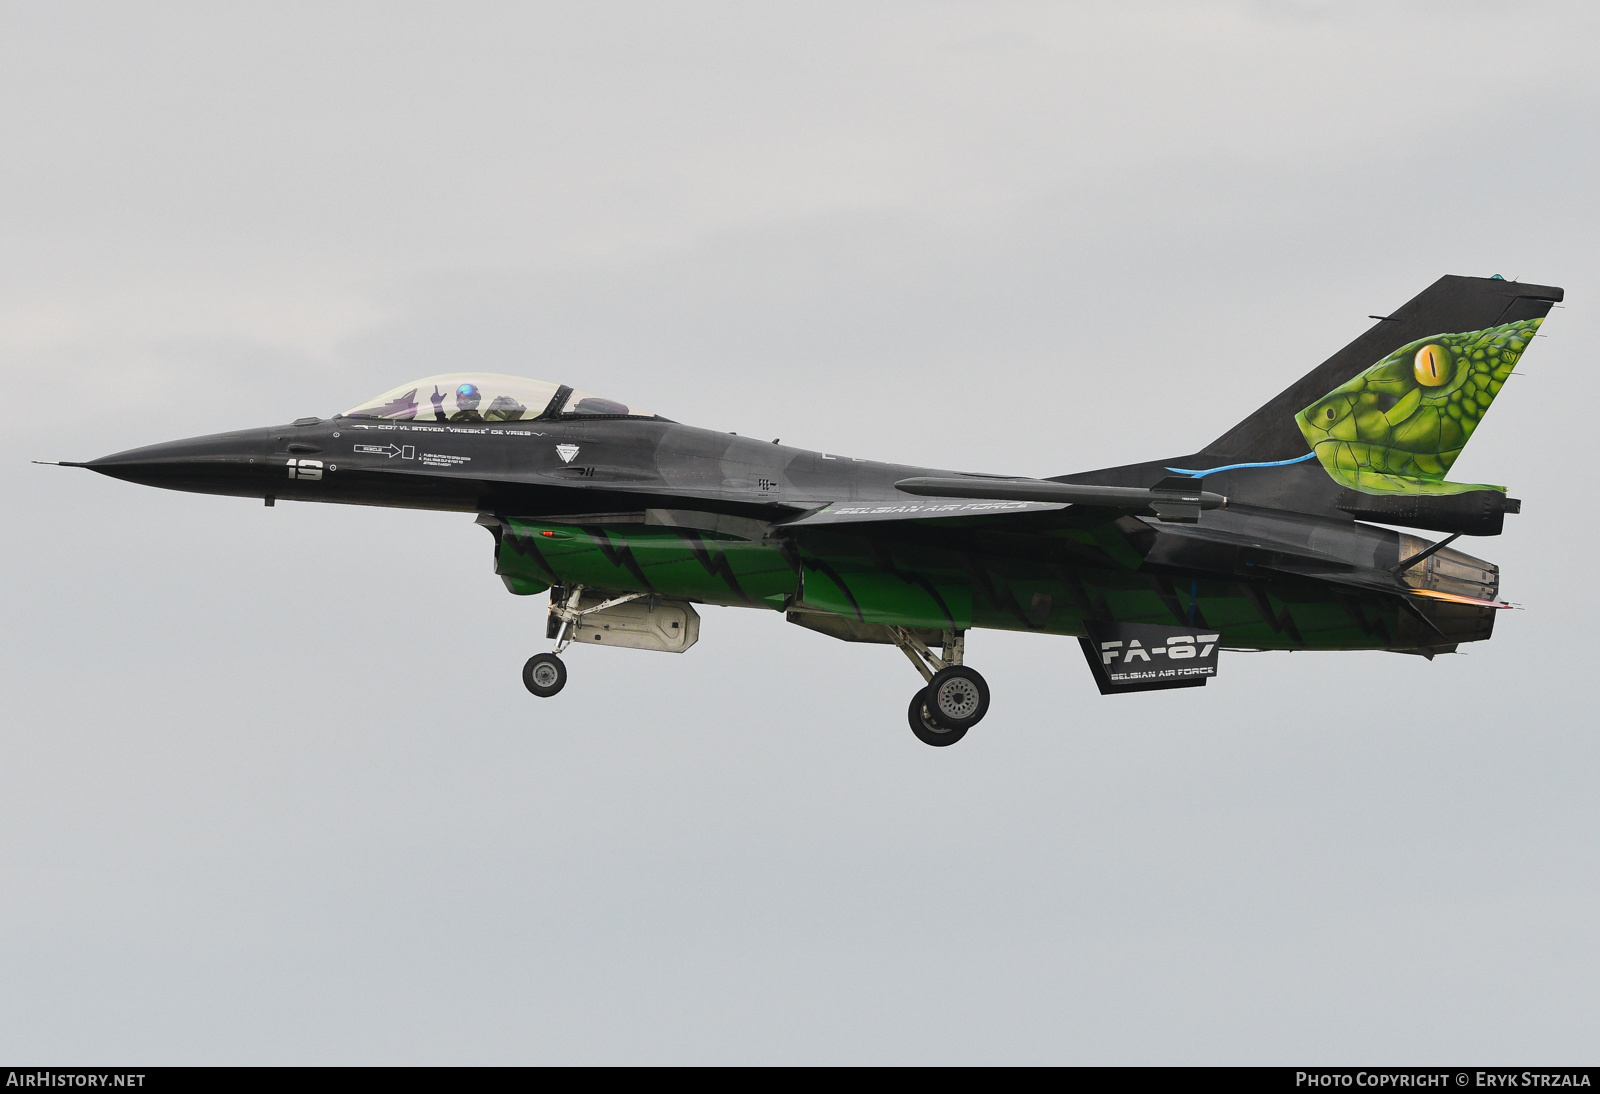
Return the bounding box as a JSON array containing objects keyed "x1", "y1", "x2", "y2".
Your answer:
[{"x1": 342, "y1": 374, "x2": 654, "y2": 423}]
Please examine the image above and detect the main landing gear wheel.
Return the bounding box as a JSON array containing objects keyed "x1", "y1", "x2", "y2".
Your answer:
[
  {"x1": 925, "y1": 665, "x2": 989, "y2": 729},
  {"x1": 909, "y1": 690, "x2": 967, "y2": 747},
  {"x1": 522, "y1": 652, "x2": 567, "y2": 697}
]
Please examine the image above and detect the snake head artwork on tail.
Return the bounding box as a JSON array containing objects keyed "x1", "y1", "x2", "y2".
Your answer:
[
  {"x1": 1295, "y1": 319, "x2": 1539, "y2": 497},
  {"x1": 42, "y1": 273, "x2": 1561, "y2": 746}
]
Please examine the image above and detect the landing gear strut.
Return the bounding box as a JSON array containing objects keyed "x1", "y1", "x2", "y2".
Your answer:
[
  {"x1": 890, "y1": 627, "x2": 989, "y2": 746},
  {"x1": 523, "y1": 584, "x2": 652, "y2": 698}
]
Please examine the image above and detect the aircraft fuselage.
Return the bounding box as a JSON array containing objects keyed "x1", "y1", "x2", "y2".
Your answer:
[{"x1": 81, "y1": 413, "x2": 1497, "y2": 657}]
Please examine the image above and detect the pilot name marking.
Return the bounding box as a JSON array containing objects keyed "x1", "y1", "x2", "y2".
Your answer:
[{"x1": 347, "y1": 423, "x2": 545, "y2": 437}]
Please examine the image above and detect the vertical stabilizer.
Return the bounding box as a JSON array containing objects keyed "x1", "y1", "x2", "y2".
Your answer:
[{"x1": 1203, "y1": 275, "x2": 1562, "y2": 463}]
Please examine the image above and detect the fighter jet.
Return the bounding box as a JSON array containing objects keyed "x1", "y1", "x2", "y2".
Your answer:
[{"x1": 46, "y1": 274, "x2": 1559, "y2": 745}]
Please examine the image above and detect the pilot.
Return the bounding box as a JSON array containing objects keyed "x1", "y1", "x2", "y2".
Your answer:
[{"x1": 431, "y1": 383, "x2": 486, "y2": 422}]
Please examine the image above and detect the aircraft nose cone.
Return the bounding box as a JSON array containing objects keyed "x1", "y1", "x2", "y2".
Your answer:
[{"x1": 86, "y1": 428, "x2": 275, "y2": 497}]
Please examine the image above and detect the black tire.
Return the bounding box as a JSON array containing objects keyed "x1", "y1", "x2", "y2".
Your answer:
[
  {"x1": 909, "y1": 689, "x2": 968, "y2": 747},
  {"x1": 522, "y1": 653, "x2": 567, "y2": 697},
  {"x1": 925, "y1": 666, "x2": 989, "y2": 728}
]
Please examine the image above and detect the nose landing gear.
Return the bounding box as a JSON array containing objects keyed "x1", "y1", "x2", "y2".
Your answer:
[
  {"x1": 523, "y1": 584, "x2": 583, "y2": 698},
  {"x1": 890, "y1": 627, "x2": 989, "y2": 747},
  {"x1": 521, "y1": 584, "x2": 648, "y2": 698}
]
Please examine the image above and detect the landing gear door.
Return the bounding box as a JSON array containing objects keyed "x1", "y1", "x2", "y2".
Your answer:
[{"x1": 1080, "y1": 622, "x2": 1219, "y2": 695}]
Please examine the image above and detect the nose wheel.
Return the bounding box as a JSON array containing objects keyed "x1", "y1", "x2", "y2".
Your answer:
[
  {"x1": 523, "y1": 652, "x2": 567, "y2": 697},
  {"x1": 890, "y1": 627, "x2": 989, "y2": 746}
]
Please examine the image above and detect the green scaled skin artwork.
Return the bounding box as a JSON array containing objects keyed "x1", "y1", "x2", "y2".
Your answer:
[{"x1": 1295, "y1": 318, "x2": 1540, "y2": 496}]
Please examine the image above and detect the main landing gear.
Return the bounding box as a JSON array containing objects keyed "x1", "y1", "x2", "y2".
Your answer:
[
  {"x1": 522, "y1": 584, "x2": 648, "y2": 699},
  {"x1": 891, "y1": 627, "x2": 989, "y2": 747}
]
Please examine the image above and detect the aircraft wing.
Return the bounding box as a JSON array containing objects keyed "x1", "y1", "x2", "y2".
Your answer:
[
  {"x1": 775, "y1": 496, "x2": 1071, "y2": 528},
  {"x1": 775, "y1": 475, "x2": 1226, "y2": 529},
  {"x1": 770, "y1": 483, "x2": 1159, "y2": 573}
]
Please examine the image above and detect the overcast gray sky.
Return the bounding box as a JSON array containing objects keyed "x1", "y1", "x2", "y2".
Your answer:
[{"x1": 4, "y1": 1, "x2": 1599, "y2": 1064}]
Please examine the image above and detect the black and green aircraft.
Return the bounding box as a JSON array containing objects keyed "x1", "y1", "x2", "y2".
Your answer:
[{"x1": 48, "y1": 274, "x2": 1560, "y2": 745}]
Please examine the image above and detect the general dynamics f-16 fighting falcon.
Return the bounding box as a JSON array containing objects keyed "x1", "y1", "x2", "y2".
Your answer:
[{"x1": 46, "y1": 274, "x2": 1560, "y2": 745}]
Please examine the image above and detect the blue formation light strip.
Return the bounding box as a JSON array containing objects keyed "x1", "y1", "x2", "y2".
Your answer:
[{"x1": 1165, "y1": 452, "x2": 1316, "y2": 478}]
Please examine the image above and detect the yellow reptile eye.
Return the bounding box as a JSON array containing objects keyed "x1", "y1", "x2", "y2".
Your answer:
[{"x1": 1414, "y1": 344, "x2": 1452, "y2": 387}]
